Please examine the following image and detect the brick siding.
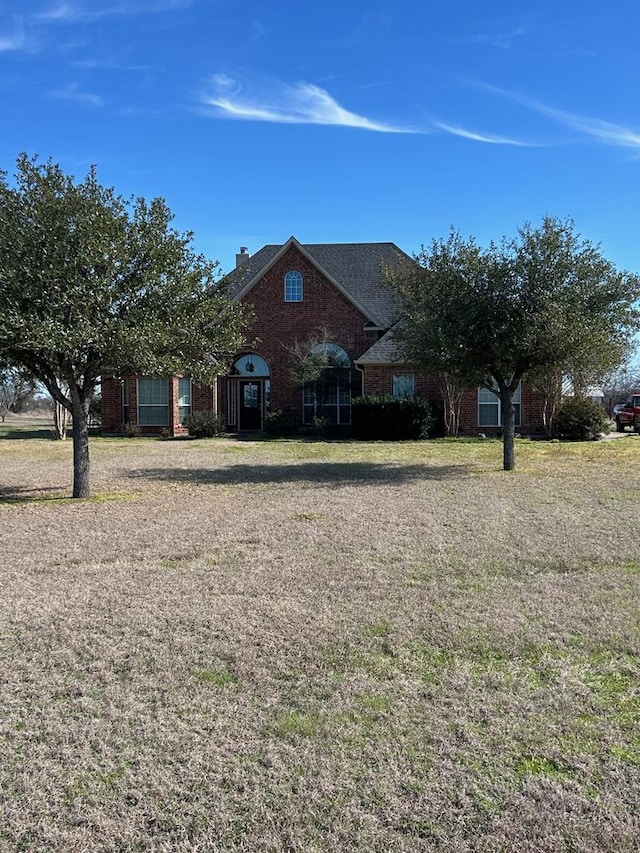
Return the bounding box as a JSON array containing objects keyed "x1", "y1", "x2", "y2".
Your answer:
[
  {"x1": 101, "y1": 242, "x2": 548, "y2": 437},
  {"x1": 218, "y1": 244, "x2": 376, "y2": 427}
]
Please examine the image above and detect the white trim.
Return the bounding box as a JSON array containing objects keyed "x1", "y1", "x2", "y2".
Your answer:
[
  {"x1": 178, "y1": 376, "x2": 192, "y2": 424},
  {"x1": 284, "y1": 269, "x2": 303, "y2": 302}
]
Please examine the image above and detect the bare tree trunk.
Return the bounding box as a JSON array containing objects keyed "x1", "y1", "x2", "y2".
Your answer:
[
  {"x1": 70, "y1": 386, "x2": 91, "y2": 499},
  {"x1": 53, "y1": 401, "x2": 68, "y2": 440},
  {"x1": 540, "y1": 373, "x2": 562, "y2": 438},
  {"x1": 501, "y1": 390, "x2": 516, "y2": 471},
  {"x1": 438, "y1": 372, "x2": 465, "y2": 437}
]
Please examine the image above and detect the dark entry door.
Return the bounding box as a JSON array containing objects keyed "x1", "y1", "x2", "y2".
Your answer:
[{"x1": 238, "y1": 380, "x2": 262, "y2": 431}]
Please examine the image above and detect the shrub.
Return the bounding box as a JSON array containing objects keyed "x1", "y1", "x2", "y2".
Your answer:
[
  {"x1": 300, "y1": 415, "x2": 333, "y2": 438},
  {"x1": 122, "y1": 422, "x2": 142, "y2": 437},
  {"x1": 183, "y1": 411, "x2": 225, "y2": 438},
  {"x1": 352, "y1": 395, "x2": 433, "y2": 440},
  {"x1": 553, "y1": 397, "x2": 610, "y2": 441},
  {"x1": 264, "y1": 409, "x2": 300, "y2": 437}
]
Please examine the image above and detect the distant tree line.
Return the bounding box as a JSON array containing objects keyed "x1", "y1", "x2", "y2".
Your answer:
[{"x1": 0, "y1": 366, "x2": 42, "y2": 421}]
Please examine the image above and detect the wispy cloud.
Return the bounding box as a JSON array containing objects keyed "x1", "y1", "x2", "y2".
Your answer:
[
  {"x1": 200, "y1": 74, "x2": 419, "y2": 133},
  {"x1": 72, "y1": 57, "x2": 153, "y2": 71},
  {"x1": 48, "y1": 82, "x2": 104, "y2": 107},
  {"x1": 476, "y1": 82, "x2": 640, "y2": 149},
  {"x1": 37, "y1": 3, "x2": 79, "y2": 21},
  {"x1": 249, "y1": 18, "x2": 267, "y2": 43},
  {"x1": 433, "y1": 120, "x2": 536, "y2": 146},
  {"x1": 451, "y1": 25, "x2": 527, "y2": 50},
  {"x1": 37, "y1": 0, "x2": 190, "y2": 22},
  {"x1": 0, "y1": 27, "x2": 30, "y2": 52}
]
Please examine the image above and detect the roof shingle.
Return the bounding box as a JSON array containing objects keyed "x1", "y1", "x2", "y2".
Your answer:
[{"x1": 223, "y1": 238, "x2": 411, "y2": 328}]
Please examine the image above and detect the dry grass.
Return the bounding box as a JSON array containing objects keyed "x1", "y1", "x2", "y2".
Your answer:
[{"x1": 1, "y1": 429, "x2": 639, "y2": 851}]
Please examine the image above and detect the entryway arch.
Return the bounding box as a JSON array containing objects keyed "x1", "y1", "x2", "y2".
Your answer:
[{"x1": 231, "y1": 353, "x2": 270, "y2": 431}]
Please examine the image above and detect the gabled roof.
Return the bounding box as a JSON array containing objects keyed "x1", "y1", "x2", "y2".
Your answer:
[
  {"x1": 223, "y1": 236, "x2": 411, "y2": 328},
  {"x1": 355, "y1": 322, "x2": 407, "y2": 365}
]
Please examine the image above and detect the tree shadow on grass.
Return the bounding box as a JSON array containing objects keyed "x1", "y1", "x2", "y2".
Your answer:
[
  {"x1": 0, "y1": 427, "x2": 55, "y2": 440},
  {"x1": 0, "y1": 485, "x2": 64, "y2": 502},
  {"x1": 128, "y1": 461, "x2": 466, "y2": 487}
]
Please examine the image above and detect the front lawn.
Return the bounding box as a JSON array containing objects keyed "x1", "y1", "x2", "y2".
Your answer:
[{"x1": 1, "y1": 435, "x2": 639, "y2": 851}]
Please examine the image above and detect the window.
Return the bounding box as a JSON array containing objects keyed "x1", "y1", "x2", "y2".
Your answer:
[
  {"x1": 121, "y1": 380, "x2": 130, "y2": 425},
  {"x1": 178, "y1": 377, "x2": 191, "y2": 424},
  {"x1": 243, "y1": 382, "x2": 259, "y2": 408},
  {"x1": 284, "y1": 270, "x2": 303, "y2": 302},
  {"x1": 137, "y1": 377, "x2": 169, "y2": 426},
  {"x1": 478, "y1": 383, "x2": 521, "y2": 427},
  {"x1": 232, "y1": 354, "x2": 270, "y2": 377},
  {"x1": 302, "y1": 343, "x2": 351, "y2": 425},
  {"x1": 393, "y1": 374, "x2": 415, "y2": 398}
]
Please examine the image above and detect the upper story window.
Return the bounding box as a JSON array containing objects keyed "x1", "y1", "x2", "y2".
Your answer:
[{"x1": 284, "y1": 270, "x2": 303, "y2": 302}]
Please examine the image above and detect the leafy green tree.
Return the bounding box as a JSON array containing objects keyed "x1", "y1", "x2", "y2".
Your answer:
[
  {"x1": 0, "y1": 154, "x2": 248, "y2": 497},
  {"x1": 390, "y1": 217, "x2": 639, "y2": 470}
]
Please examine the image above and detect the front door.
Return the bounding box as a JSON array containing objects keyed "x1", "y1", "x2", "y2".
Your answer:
[{"x1": 238, "y1": 380, "x2": 262, "y2": 431}]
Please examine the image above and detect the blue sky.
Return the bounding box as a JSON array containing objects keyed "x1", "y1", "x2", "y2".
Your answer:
[{"x1": 1, "y1": 1, "x2": 639, "y2": 275}]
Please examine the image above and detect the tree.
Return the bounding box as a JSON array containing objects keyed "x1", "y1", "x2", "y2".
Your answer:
[
  {"x1": 287, "y1": 328, "x2": 352, "y2": 426},
  {"x1": 51, "y1": 380, "x2": 70, "y2": 441},
  {"x1": 390, "y1": 218, "x2": 640, "y2": 470},
  {"x1": 436, "y1": 370, "x2": 468, "y2": 438},
  {"x1": 0, "y1": 154, "x2": 248, "y2": 497},
  {"x1": 0, "y1": 365, "x2": 39, "y2": 421},
  {"x1": 526, "y1": 366, "x2": 562, "y2": 438}
]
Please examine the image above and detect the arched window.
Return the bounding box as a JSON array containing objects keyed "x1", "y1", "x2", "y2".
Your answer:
[
  {"x1": 284, "y1": 270, "x2": 303, "y2": 302},
  {"x1": 232, "y1": 354, "x2": 270, "y2": 377},
  {"x1": 302, "y1": 344, "x2": 351, "y2": 425}
]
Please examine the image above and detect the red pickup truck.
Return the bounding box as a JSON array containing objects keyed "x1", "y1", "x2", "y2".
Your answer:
[{"x1": 615, "y1": 394, "x2": 640, "y2": 432}]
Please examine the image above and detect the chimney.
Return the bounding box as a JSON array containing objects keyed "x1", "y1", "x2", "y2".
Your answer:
[{"x1": 236, "y1": 246, "x2": 250, "y2": 268}]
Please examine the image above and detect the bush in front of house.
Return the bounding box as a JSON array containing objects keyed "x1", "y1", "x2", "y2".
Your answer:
[
  {"x1": 299, "y1": 415, "x2": 334, "y2": 438},
  {"x1": 553, "y1": 396, "x2": 610, "y2": 441},
  {"x1": 264, "y1": 408, "x2": 300, "y2": 437},
  {"x1": 352, "y1": 394, "x2": 433, "y2": 440},
  {"x1": 183, "y1": 411, "x2": 226, "y2": 438}
]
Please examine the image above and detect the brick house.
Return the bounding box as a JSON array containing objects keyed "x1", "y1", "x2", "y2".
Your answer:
[{"x1": 101, "y1": 236, "x2": 545, "y2": 437}]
